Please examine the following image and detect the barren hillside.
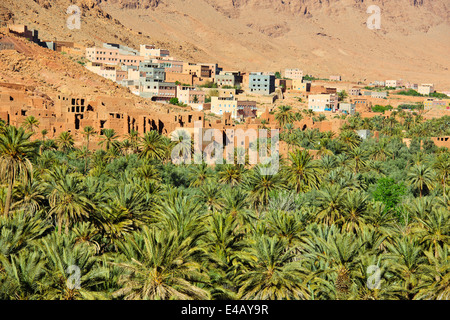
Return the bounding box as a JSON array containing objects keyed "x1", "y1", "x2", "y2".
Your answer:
[
  {"x1": 1, "y1": 0, "x2": 450, "y2": 89},
  {"x1": 0, "y1": 31, "x2": 177, "y2": 112}
]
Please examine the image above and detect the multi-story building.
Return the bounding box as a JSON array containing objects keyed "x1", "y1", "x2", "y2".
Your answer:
[
  {"x1": 329, "y1": 75, "x2": 342, "y2": 81},
  {"x1": 216, "y1": 74, "x2": 236, "y2": 87},
  {"x1": 158, "y1": 59, "x2": 184, "y2": 73},
  {"x1": 339, "y1": 103, "x2": 356, "y2": 115},
  {"x1": 385, "y1": 80, "x2": 403, "y2": 88},
  {"x1": 308, "y1": 94, "x2": 338, "y2": 112},
  {"x1": 215, "y1": 71, "x2": 242, "y2": 88},
  {"x1": 350, "y1": 88, "x2": 361, "y2": 96},
  {"x1": 424, "y1": 98, "x2": 449, "y2": 110},
  {"x1": 86, "y1": 43, "x2": 147, "y2": 67},
  {"x1": 284, "y1": 68, "x2": 303, "y2": 80},
  {"x1": 139, "y1": 62, "x2": 166, "y2": 81},
  {"x1": 292, "y1": 79, "x2": 310, "y2": 92},
  {"x1": 405, "y1": 83, "x2": 419, "y2": 90},
  {"x1": 139, "y1": 80, "x2": 177, "y2": 101},
  {"x1": 237, "y1": 101, "x2": 257, "y2": 120},
  {"x1": 176, "y1": 86, "x2": 205, "y2": 105},
  {"x1": 371, "y1": 91, "x2": 388, "y2": 99},
  {"x1": 418, "y1": 84, "x2": 435, "y2": 95},
  {"x1": 370, "y1": 80, "x2": 385, "y2": 87},
  {"x1": 352, "y1": 98, "x2": 371, "y2": 111},
  {"x1": 211, "y1": 96, "x2": 238, "y2": 118},
  {"x1": 85, "y1": 62, "x2": 127, "y2": 83},
  {"x1": 140, "y1": 44, "x2": 170, "y2": 58},
  {"x1": 183, "y1": 62, "x2": 212, "y2": 79},
  {"x1": 248, "y1": 73, "x2": 275, "y2": 95}
]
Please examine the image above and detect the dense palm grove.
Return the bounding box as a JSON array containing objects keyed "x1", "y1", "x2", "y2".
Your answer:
[{"x1": 0, "y1": 108, "x2": 449, "y2": 300}]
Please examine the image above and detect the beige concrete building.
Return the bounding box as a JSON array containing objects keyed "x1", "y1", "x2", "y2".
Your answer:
[
  {"x1": 308, "y1": 94, "x2": 338, "y2": 112},
  {"x1": 176, "y1": 86, "x2": 206, "y2": 106},
  {"x1": 140, "y1": 44, "x2": 170, "y2": 58},
  {"x1": 291, "y1": 79, "x2": 310, "y2": 92},
  {"x1": 211, "y1": 96, "x2": 238, "y2": 119},
  {"x1": 418, "y1": 84, "x2": 435, "y2": 95},
  {"x1": 284, "y1": 68, "x2": 303, "y2": 80}
]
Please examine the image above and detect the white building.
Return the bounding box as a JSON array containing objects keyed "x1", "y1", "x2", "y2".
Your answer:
[
  {"x1": 308, "y1": 94, "x2": 338, "y2": 112},
  {"x1": 385, "y1": 80, "x2": 403, "y2": 88},
  {"x1": 140, "y1": 44, "x2": 170, "y2": 58},
  {"x1": 339, "y1": 103, "x2": 356, "y2": 115},
  {"x1": 211, "y1": 96, "x2": 238, "y2": 118},
  {"x1": 418, "y1": 84, "x2": 435, "y2": 95},
  {"x1": 284, "y1": 68, "x2": 303, "y2": 80}
]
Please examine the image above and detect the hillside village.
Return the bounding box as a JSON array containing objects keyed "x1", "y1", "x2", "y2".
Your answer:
[
  {"x1": 1, "y1": 4, "x2": 450, "y2": 303},
  {"x1": 1, "y1": 23, "x2": 450, "y2": 155}
]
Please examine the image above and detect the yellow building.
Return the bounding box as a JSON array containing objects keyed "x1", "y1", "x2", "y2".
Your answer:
[{"x1": 291, "y1": 79, "x2": 310, "y2": 92}]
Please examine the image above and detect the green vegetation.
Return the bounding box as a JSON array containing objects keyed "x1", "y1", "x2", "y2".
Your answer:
[
  {"x1": 275, "y1": 71, "x2": 282, "y2": 79},
  {"x1": 397, "y1": 90, "x2": 449, "y2": 99},
  {"x1": 397, "y1": 104, "x2": 423, "y2": 111},
  {"x1": 364, "y1": 86, "x2": 397, "y2": 91},
  {"x1": 371, "y1": 105, "x2": 393, "y2": 113},
  {"x1": 429, "y1": 92, "x2": 450, "y2": 99},
  {"x1": 199, "y1": 81, "x2": 218, "y2": 88},
  {"x1": 174, "y1": 81, "x2": 191, "y2": 87},
  {"x1": 397, "y1": 89, "x2": 423, "y2": 97},
  {"x1": 0, "y1": 113, "x2": 449, "y2": 300},
  {"x1": 169, "y1": 97, "x2": 188, "y2": 107},
  {"x1": 338, "y1": 90, "x2": 348, "y2": 101},
  {"x1": 303, "y1": 75, "x2": 322, "y2": 81}
]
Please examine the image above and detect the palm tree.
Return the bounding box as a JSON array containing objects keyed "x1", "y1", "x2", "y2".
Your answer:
[
  {"x1": 338, "y1": 90, "x2": 348, "y2": 102},
  {"x1": 243, "y1": 165, "x2": 285, "y2": 211},
  {"x1": 347, "y1": 146, "x2": 368, "y2": 173},
  {"x1": 218, "y1": 164, "x2": 246, "y2": 186},
  {"x1": 433, "y1": 152, "x2": 450, "y2": 196},
  {"x1": 340, "y1": 191, "x2": 368, "y2": 233},
  {"x1": 415, "y1": 245, "x2": 450, "y2": 300},
  {"x1": 0, "y1": 250, "x2": 47, "y2": 300},
  {"x1": 98, "y1": 129, "x2": 119, "y2": 151},
  {"x1": 237, "y1": 235, "x2": 310, "y2": 300},
  {"x1": 412, "y1": 208, "x2": 449, "y2": 258},
  {"x1": 315, "y1": 184, "x2": 344, "y2": 225},
  {"x1": 187, "y1": 163, "x2": 213, "y2": 187},
  {"x1": 82, "y1": 126, "x2": 96, "y2": 173},
  {"x1": 125, "y1": 129, "x2": 140, "y2": 154},
  {"x1": 45, "y1": 167, "x2": 94, "y2": 234},
  {"x1": 339, "y1": 130, "x2": 361, "y2": 150},
  {"x1": 113, "y1": 227, "x2": 210, "y2": 300},
  {"x1": 22, "y1": 116, "x2": 40, "y2": 134},
  {"x1": 38, "y1": 233, "x2": 108, "y2": 300},
  {"x1": 41, "y1": 129, "x2": 48, "y2": 141},
  {"x1": 369, "y1": 138, "x2": 392, "y2": 161},
  {"x1": 275, "y1": 105, "x2": 294, "y2": 128},
  {"x1": 56, "y1": 131, "x2": 74, "y2": 153},
  {"x1": 0, "y1": 126, "x2": 36, "y2": 217},
  {"x1": 11, "y1": 178, "x2": 46, "y2": 214},
  {"x1": 194, "y1": 182, "x2": 225, "y2": 212},
  {"x1": 303, "y1": 228, "x2": 365, "y2": 300},
  {"x1": 284, "y1": 149, "x2": 322, "y2": 193},
  {"x1": 222, "y1": 188, "x2": 254, "y2": 226},
  {"x1": 139, "y1": 131, "x2": 167, "y2": 161},
  {"x1": 385, "y1": 237, "x2": 429, "y2": 300},
  {"x1": 407, "y1": 164, "x2": 435, "y2": 197}
]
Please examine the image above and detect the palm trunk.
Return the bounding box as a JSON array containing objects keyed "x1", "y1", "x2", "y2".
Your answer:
[
  {"x1": 84, "y1": 138, "x2": 90, "y2": 173},
  {"x1": 4, "y1": 177, "x2": 13, "y2": 217},
  {"x1": 58, "y1": 217, "x2": 63, "y2": 235}
]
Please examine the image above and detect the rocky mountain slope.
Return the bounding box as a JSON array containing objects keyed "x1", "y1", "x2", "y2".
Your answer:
[{"x1": 1, "y1": 0, "x2": 449, "y2": 88}]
